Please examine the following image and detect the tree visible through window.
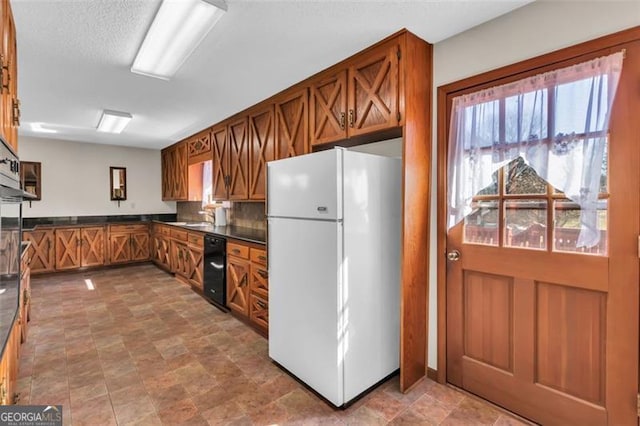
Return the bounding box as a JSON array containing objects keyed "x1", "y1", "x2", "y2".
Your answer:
[{"x1": 448, "y1": 52, "x2": 623, "y2": 255}]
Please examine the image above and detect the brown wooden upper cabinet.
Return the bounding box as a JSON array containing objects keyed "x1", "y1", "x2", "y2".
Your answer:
[
  {"x1": 211, "y1": 124, "x2": 229, "y2": 201},
  {"x1": 310, "y1": 40, "x2": 400, "y2": 147},
  {"x1": 248, "y1": 105, "x2": 275, "y2": 200},
  {"x1": 187, "y1": 128, "x2": 212, "y2": 163},
  {"x1": 228, "y1": 117, "x2": 250, "y2": 200},
  {"x1": 0, "y1": 0, "x2": 19, "y2": 153},
  {"x1": 275, "y1": 88, "x2": 309, "y2": 159},
  {"x1": 161, "y1": 142, "x2": 188, "y2": 201}
]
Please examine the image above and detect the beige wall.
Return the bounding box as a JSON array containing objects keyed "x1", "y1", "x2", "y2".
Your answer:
[
  {"x1": 428, "y1": 1, "x2": 640, "y2": 368},
  {"x1": 18, "y1": 136, "x2": 176, "y2": 217}
]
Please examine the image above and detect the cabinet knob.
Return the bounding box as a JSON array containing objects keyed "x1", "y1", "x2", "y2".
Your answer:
[
  {"x1": 349, "y1": 109, "x2": 354, "y2": 128},
  {"x1": 340, "y1": 112, "x2": 345, "y2": 130}
]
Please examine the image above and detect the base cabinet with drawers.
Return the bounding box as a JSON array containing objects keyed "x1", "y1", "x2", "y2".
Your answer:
[{"x1": 227, "y1": 239, "x2": 268, "y2": 334}]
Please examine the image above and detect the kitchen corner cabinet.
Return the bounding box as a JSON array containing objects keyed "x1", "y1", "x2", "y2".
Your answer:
[
  {"x1": 227, "y1": 240, "x2": 268, "y2": 334},
  {"x1": 310, "y1": 40, "x2": 400, "y2": 147},
  {"x1": 108, "y1": 224, "x2": 149, "y2": 264},
  {"x1": 155, "y1": 225, "x2": 204, "y2": 290},
  {"x1": 151, "y1": 223, "x2": 171, "y2": 271},
  {"x1": 0, "y1": 0, "x2": 19, "y2": 153},
  {"x1": 161, "y1": 142, "x2": 188, "y2": 201},
  {"x1": 22, "y1": 229, "x2": 55, "y2": 274}
]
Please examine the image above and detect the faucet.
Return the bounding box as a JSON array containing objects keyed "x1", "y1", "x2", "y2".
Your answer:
[{"x1": 198, "y1": 210, "x2": 214, "y2": 224}]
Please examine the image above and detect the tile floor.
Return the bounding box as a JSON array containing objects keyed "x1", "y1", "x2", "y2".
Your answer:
[{"x1": 17, "y1": 263, "x2": 529, "y2": 425}]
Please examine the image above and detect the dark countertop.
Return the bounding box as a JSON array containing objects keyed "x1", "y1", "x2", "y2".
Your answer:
[
  {"x1": 155, "y1": 221, "x2": 266, "y2": 245},
  {"x1": 23, "y1": 214, "x2": 177, "y2": 230}
]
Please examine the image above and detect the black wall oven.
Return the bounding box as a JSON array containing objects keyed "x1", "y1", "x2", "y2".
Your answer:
[{"x1": 0, "y1": 141, "x2": 29, "y2": 355}]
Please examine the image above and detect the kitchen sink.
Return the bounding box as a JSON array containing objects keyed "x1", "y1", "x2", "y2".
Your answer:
[{"x1": 183, "y1": 222, "x2": 212, "y2": 228}]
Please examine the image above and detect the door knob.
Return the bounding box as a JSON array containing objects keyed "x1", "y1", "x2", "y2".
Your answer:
[{"x1": 447, "y1": 250, "x2": 461, "y2": 261}]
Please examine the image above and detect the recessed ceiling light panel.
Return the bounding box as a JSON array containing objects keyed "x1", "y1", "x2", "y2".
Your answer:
[
  {"x1": 131, "y1": 0, "x2": 227, "y2": 80},
  {"x1": 97, "y1": 110, "x2": 132, "y2": 134}
]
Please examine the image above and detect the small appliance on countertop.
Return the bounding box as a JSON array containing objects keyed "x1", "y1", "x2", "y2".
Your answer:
[{"x1": 214, "y1": 206, "x2": 227, "y2": 226}]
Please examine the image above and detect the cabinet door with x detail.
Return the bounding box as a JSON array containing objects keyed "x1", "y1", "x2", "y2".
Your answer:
[
  {"x1": 347, "y1": 41, "x2": 399, "y2": 137},
  {"x1": 227, "y1": 256, "x2": 250, "y2": 315},
  {"x1": 55, "y1": 228, "x2": 81, "y2": 270},
  {"x1": 80, "y1": 226, "x2": 105, "y2": 267}
]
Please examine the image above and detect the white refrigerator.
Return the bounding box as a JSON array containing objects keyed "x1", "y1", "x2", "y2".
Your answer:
[{"x1": 267, "y1": 147, "x2": 401, "y2": 407}]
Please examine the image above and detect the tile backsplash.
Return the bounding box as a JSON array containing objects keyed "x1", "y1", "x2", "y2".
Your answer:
[{"x1": 177, "y1": 201, "x2": 266, "y2": 230}]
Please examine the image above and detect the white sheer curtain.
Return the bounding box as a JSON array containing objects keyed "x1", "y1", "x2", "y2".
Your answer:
[
  {"x1": 447, "y1": 52, "x2": 624, "y2": 248},
  {"x1": 202, "y1": 160, "x2": 213, "y2": 207}
]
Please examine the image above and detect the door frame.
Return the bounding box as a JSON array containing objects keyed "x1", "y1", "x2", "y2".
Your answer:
[{"x1": 436, "y1": 25, "x2": 640, "y2": 420}]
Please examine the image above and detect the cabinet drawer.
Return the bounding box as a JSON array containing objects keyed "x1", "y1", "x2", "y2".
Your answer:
[
  {"x1": 170, "y1": 228, "x2": 188, "y2": 241},
  {"x1": 155, "y1": 224, "x2": 170, "y2": 236},
  {"x1": 228, "y1": 242, "x2": 249, "y2": 259},
  {"x1": 110, "y1": 224, "x2": 148, "y2": 233},
  {"x1": 188, "y1": 232, "x2": 203, "y2": 247},
  {"x1": 249, "y1": 293, "x2": 268, "y2": 331},
  {"x1": 250, "y1": 248, "x2": 267, "y2": 265},
  {"x1": 250, "y1": 264, "x2": 268, "y2": 298}
]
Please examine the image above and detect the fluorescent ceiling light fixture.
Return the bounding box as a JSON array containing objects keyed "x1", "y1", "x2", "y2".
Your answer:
[
  {"x1": 97, "y1": 110, "x2": 132, "y2": 134},
  {"x1": 29, "y1": 122, "x2": 57, "y2": 134},
  {"x1": 131, "y1": 0, "x2": 227, "y2": 80}
]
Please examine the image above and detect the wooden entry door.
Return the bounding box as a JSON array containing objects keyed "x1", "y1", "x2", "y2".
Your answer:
[{"x1": 444, "y1": 40, "x2": 640, "y2": 425}]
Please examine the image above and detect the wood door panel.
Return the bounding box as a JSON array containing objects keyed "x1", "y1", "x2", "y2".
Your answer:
[
  {"x1": 23, "y1": 230, "x2": 54, "y2": 273},
  {"x1": 248, "y1": 106, "x2": 275, "y2": 200},
  {"x1": 211, "y1": 125, "x2": 228, "y2": 200},
  {"x1": 348, "y1": 43, "x2": 399, "y2": 137},
  {"x1": 463, "y1": 271, "x2": 513, "y2": 373},
  {"x1": 249, "y1": 293, "x2": 268, "y2": 331},
  {"x1": 228, "y1": 118, "x2": 249, "y2": 200},
  {"x1": 250, "y1": 264, "x2": 268, "y2": 298},
  {"x1": 309, "y1": 70, "x2": 347, "y2": 146},
  {"x1": 109, "y1": 233, "x2": 131, "y2": 264},
  {"x1": 173, "y1": 142, "x2": 188, "y2": 200},
  {"x1": 463, "y1": 245, "x2": 608, "y2": 292},
  {"x1": 536, "y1": 282, "x2": 606, "y2": 405},
  {"x1": 227, "y1": 257, "x2": 250, "y2": 315},
  {"x1": 188, "y1": 129, "x2": 212, "y2": 159},
  {"x1": 54, "y1": 228, "x2": 80, "y2": 270},
  {"x1": 188, "y1": 248, "x2": 203, "y2": 288},
  {"x1": 80, "y1": 227, "x2": 105, "y2": 267},
  {"x1": 131, "y1": 232, "x2": 150, "y2": 261},
  {"x1": 275, "y1": 89, "x2": 308, "y2": 159},
  {"x1": 462, "y1": 358, "x2": 607, "y2": 426}
]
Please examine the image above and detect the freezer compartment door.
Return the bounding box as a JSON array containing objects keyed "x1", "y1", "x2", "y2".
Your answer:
[
  {"x1": 267, "y1": 149, "x2": 342, "y2": 220},
  {"x1": 268, "y1": 217, "x2": 344, "y2": 406}
]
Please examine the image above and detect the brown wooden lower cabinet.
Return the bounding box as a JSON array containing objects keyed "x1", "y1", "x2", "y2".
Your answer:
[
  {"x1": 151, "y1": 228, "x2": 171, "y2": 271},
  {"x1": 227, "y1": 239, "x2": 268, "y2": 333},
  {"x1": 108, "y1": 224, "x2": 150, "y2": 264},
  {"x1": 24, "y1": 223, "x2": 150, "y2": 274},
  {"x1": 153, "y1": 223, "x2": 204, "y2": 290},
  {"x1": 54, "y1": 228, "x2": 81, "y2": 270},
  {"x1": 227, "y1": 255, "x2": 250, "y2": 315},
  {"x1": 22, "y1": 229, "x2": 54, "y2": 274},
  {"x1": 80, "y1": 226, "x2": 105, "y2": 267}
]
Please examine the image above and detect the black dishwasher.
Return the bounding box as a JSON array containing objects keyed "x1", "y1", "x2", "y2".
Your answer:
[{"x1": 203, "y1": 235, "x2": 226, "y2": 309}]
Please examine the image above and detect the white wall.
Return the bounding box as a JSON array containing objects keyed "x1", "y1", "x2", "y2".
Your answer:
[
  {"x1": 18, "y1": 136, "x2": 176, "y2": 217},
  {"x1": 348, "y1": 137, "x2": 403, "y2": 158},
  {"x1": 428, "y1": 1, "x2": 640, "y2": 369}
]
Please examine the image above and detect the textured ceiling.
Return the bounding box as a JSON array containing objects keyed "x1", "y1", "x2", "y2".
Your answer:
[{"x1": 13, "y1": 0, "x2": 531, "y2": 149}]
